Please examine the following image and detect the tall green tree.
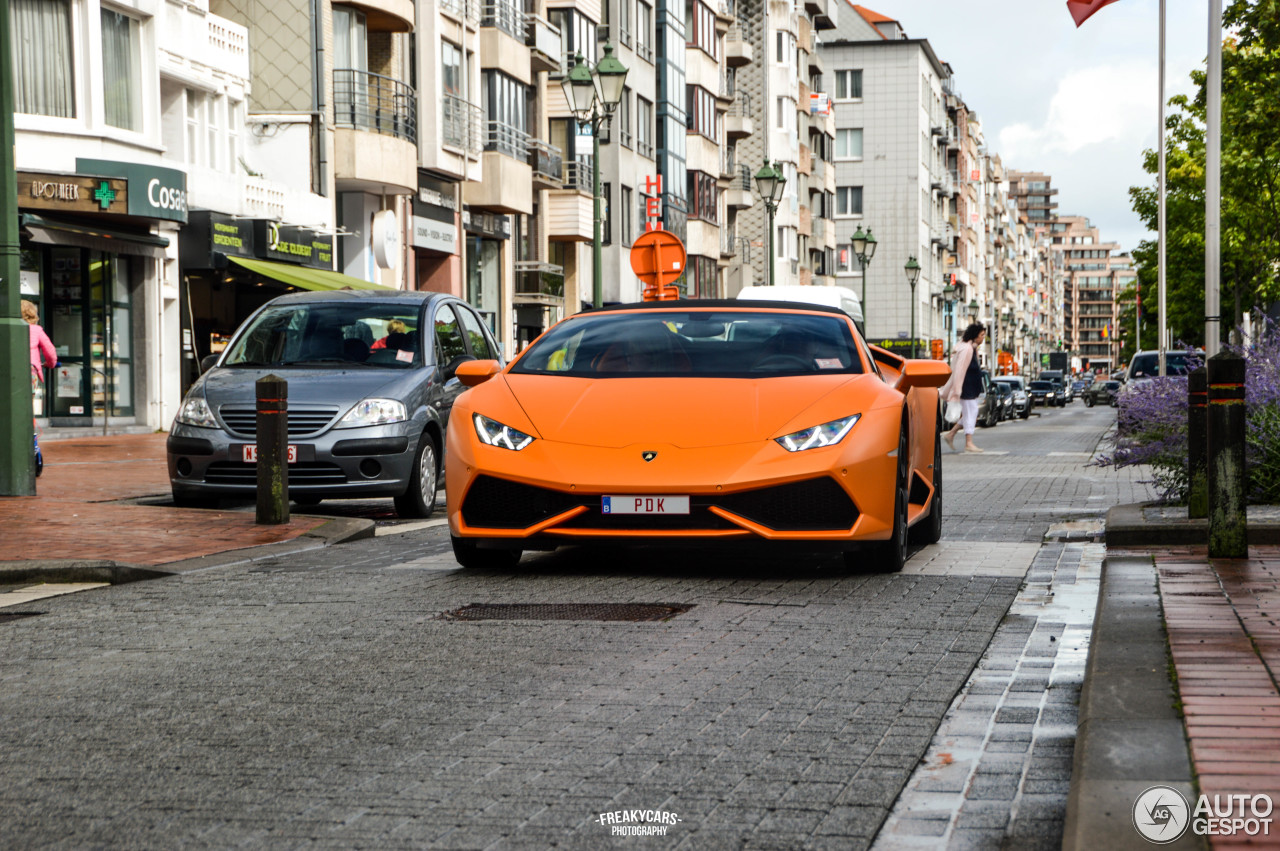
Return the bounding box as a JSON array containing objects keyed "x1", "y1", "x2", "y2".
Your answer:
[{"x1": 1124, "y1": 0, "x2": 1280, "y2": 358}]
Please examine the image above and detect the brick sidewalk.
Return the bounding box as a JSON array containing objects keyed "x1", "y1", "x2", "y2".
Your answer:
[
  {"x1": 1156, "y1": 546, "x2": 1280, "y2": 849},
  {"x1": 2, "y1": 434, "x2": 322, "y2": 567}
]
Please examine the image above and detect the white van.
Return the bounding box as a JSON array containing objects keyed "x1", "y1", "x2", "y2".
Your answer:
[{"x1": 736, "y1": 285, "x2": 865, "y2": 333}]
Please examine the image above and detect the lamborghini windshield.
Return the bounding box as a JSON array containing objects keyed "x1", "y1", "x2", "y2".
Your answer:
[{"x1": 512, "y1": 310, "x2": 866, "y2": 377}]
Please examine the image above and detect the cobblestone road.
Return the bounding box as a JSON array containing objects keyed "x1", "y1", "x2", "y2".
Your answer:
[{"x1": 0, "y1": 404, "x2": 1155, "y2": 849}]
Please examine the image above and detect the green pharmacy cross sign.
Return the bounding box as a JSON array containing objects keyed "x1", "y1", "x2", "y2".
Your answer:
[{"x1": 93, "y1": 181, "x2": 117, "y2": 210}]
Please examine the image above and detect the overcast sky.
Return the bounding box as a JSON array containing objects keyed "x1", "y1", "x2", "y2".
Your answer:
[{"x1": 876, "y1": 0, "x2": 1213, "y2": 253}]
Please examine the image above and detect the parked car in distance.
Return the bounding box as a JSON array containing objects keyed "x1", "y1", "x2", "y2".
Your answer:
[
  {"x1": 1124, "y1": 349, "x2": 1202, "y2": 384},
  {"x1": 992, "y1": 376, "x2": 1031, "y2": 419},
  {"x1": 1083, "y1": 380, "x2": 1122, "y2": 407},
  {"x1": 1072, "y1": 379, "x2": 1090, "y2": 397},
  {"x1": 167, "y1": 290, "x2": 503, "y2": 517},
  {"x1": 977, "y1": 369, "x2": 1002, "y2": 427},
  {"x1": 992, "y1": 381, "x2": 1015, "y2": 421},
  {"x1": 1028, "y1": 380, "x2": 1057, "y2": 407}
]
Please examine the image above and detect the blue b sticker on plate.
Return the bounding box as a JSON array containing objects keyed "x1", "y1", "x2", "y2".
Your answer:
[{"x1": 603, "y1": 496, "x2": 613, "y2": 514}]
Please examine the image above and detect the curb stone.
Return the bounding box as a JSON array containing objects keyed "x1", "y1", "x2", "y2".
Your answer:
[
  {"x1": 1107, "y1": 502, "x2": 1280, "y2": 546},
  {"x1": 1062, "y1": 554, "x2": 1206, "y2": 851},
  {"x1": 0, "y1": 516, "x2": 375, "y2": 582}
]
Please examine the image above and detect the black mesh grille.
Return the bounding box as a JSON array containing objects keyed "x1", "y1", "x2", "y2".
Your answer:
[
  {"x1": 218, "y1": 406, "x2": 340, "y2": 438},
  {"x1": 461, "y1": 476, "x2": 583, "y2": 528},
  {"x1": 204, "y1": 462, "x2": 348, "y2": 485},
  {"x1": 462, "y1": 475, "x2": 857, "y2": 532},
  {"x1": 717, "y1": 477, "x2": 857, "y2": 531}
]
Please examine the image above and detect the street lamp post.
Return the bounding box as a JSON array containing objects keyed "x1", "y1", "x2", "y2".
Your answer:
[
  {"x1": 562, "y1": 45, "x2": 628, "y2": 309},
  {"x1": 754, "y1": 161, "x2": 786, "y2": 286},
  {"x1": 904, "y1": 256, "x2": 921, "y2": 359},
  {"x1": 851, "y1": 226, "x2": 877, "y2": 324}
]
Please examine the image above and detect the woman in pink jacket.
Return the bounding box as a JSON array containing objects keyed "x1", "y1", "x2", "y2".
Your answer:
[
  {"x1": 939, "y1": 322, "x2": 987, "y2": 453},
  {"x1": 23, "y1": 300, "x2": 57, "y2": 412}
]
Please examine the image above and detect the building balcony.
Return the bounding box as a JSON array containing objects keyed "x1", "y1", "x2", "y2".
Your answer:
[
  {"x1": 481, "y1": 0, "x2": 524, "y2": 39},
  {"x1": 798, "y1": 205, "x2": 811, "y2": 238},
  {"x1": 527, "y1": 138, "x2": 563, "y2": 191},
  {"x1": 442, "y1": 94, "x2": 484, "y2": 155},
  {"x1": 525, "y1": 11, "x2": 561, "y2": 74},
  {"x1": 808, "y1": 49, "x2": 823, "y2": 75},
  {"x1": 726, "y1": 92, "x2": 754, "y2": 139},
  {"x1": 343, "y1": 0, "x2": 414, "y2": 32},
  {"x1": 725, "y1": 23, "x2": 753, "y2": 66},
  {"x1": 333, "y1": 70, "x2": 417, "y2": 193},
  {"x1": 546, "y1": 157, "x2": 593, "y2": 242},
  {"x1": 725, "y1": 165, "x2": 753, "y2": 209},
  {"x1": 464, "y1": 122, "x2": 534, "y2": 214},
  {"x1": 514, "y1": 261, "x2": 565, "y2": 306},
  {"x1": 811, "y1": 0, "x2": 836, "y2": 30},
  {"x1": 713, "y1": 0, "x2": 734, "y2": 33}
]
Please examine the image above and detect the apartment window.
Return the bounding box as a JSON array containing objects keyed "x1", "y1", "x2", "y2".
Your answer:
[
  {"x1": 835, "y1": 128, "x2": 863, "y2": 159},
  {"x1": 206, "y1": 95, "x2": 221, "y2": 168},
  {"x1": 636, "y1": 1, "x2": 653, "y2": 62},
  {"x1": 619, "y1": 0, "x2": 633, "y2": 45},
  {"x1": 685, "y1": 0, "x2": 718, "y2": 60},
  {"x1": 636, "y1": 96, "x2": 653, "y2": 158},
  {"x1": 774, "y1": 96, "x2": 795, "y2": 134},
  {"x1": 185, "y1": 90, "x2": 201, "y2": 164},
  {"x1": 622, "y1": 186, "x2": 633, "y2": 245},
  {"x1": 837, "y1": 244, "x2": 856, "y2": 274},
  {"x1": 603, "y1": 183, "x2": 613, "y2": 245},
  {"x1": 619, "y1": 88, "x2": 632, "y2": 147},
  {"x1": 12, "y1": 0, "x2": 75, "y2": 117},
  {"x1": 835, "y1": 69, "x2": 863, "y2": 99},
  {"x1": 687, "y1": 255, "x2": 718, "y2": 298},
  {"x1": 687, "y1": 171, "x2": 718, "y2": 224},
  {"x1": 228, "y1": 100, "x2": 241, "y2": 171},
  {"x1": 685, "y1": 85, "x2": 717, "y2": 141},
  {"x1": 442, "y1": 41, "x2": 462, "y2": 96},
  {"x1": 102, "y1": 8, "x2": 142, "y2": 131},
  {"x1": 550, "y1": 9, "x2": 598, "y2": 71},
  {"x1": 836, "y1": 186, "x2": 863, "y2": 216},
  {"x1": 774, "y1": 31, "x2": 794, "y2": 64},
  {"x1": 482, "y1": 72, "x2": 529, "y2": 155}
]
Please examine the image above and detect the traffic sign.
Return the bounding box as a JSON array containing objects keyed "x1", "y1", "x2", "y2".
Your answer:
[{"x1": 630, "y1": 230, "x2": 687, "y2": 301}]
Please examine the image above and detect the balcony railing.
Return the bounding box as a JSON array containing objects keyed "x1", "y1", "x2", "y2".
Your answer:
[
  {"x1": 484, "y1": 120, "x2": 530, "y2": 159},
  {"x1": 333, "y1": 69, "x2": 416, "y2": 144},
  {"x1": 527, "y1": 138, "x2": 563, "y2": 182},
  {"x1": 727, "y1": 90, "x2": 753, "y2": 118},
  {"x1": 514, "y1": 261, "x2": 565, "y2": 298},
  {"x1": 562, "y1": 156, "x2": 593, "y2": 191},
  {"x1": 733, "y1": 163, "x2": 751, "y2": 190},
  {"x1": 442, "y1": 94, "x2": 483, "y2": 154},
  {"x1": 525, "y1": 11, "x2": 560, "y2": 60},
  {"x1": 481, "y1": 0, "x2": 523, "y2": 37}
]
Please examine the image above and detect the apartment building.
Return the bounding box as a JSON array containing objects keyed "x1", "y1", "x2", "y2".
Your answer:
[
  {"x1": 11, "y1": 0, "x2": 350, "y2": 435},
  {"x1": 1053, "y1": 216, "x2": 1131, "y2": 372},
  {"x1": 817, "y1": 4, "x2": 950, "y2": 352}
]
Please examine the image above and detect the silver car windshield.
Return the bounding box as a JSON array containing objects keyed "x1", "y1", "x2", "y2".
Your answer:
[
  {"x1": 512, "y1": 311, "x2": 865, "y2": 378},
  {"x1": 222, "y1": 303, "x2": 423, "y2": 368}
]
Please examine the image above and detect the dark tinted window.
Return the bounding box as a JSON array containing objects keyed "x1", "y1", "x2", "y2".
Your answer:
[
  {"x1": 434, "y1": 305, "x2": 469, "y2": 367},
  {"x1": 455, "y1": 304, "x2": 496, "y2": 360},
  {"x1": 222, "y1": 302, "x2": 421, "y2": 369},
  {"x1": 512, "y1": 310, "x2": 865, "y2": 377}
]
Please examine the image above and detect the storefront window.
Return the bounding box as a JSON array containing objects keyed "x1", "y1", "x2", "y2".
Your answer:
[{"x1": 468, "y1": 237, "x2": 501, "y2": 330}]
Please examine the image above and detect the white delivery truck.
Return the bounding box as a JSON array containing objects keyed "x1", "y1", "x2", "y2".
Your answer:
[{"x1": 736, "y1": 285, "x2": 865, "y2": 335}]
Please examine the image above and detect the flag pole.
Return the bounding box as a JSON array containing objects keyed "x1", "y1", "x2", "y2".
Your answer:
[
  {"x1": 1205, "y1": 0, "x2": 1222, "y2": 355},
  {"x1": 1157, "y1": 0, "x2": 1167, "y2": 375}
]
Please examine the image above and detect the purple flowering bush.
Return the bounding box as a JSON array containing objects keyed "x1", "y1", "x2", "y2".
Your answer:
[{"x1": 1097, "y1": 322, "x2": 1280, "y2": 504}]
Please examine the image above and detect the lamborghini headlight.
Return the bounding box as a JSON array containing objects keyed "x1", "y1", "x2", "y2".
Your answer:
[
  {"x1": 775, "y1": 414, "x2": 861, "y2": 452},
  {"x1": 474, "y1": 414, "x2": 535, "y2": 451}
]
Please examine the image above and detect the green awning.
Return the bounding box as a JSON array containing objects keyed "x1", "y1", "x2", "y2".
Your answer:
[{"x1": 228, "y1": 256, "x2": 392, "y2": 291}]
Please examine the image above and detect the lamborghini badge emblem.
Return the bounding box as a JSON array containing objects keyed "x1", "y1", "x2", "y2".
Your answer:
[{"x1": 642, "y1": 451, "x2": 658, "y2": 462}]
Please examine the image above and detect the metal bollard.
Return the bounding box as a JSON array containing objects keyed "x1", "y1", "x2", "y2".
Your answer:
[
  {"x1": 1187, "y1": 367, "x2": 1208, "y2": 519},
  {"x1": 1207, "y1": 352, "x2": 1246, "y2": 557},
  {"x1": 255, "y1": 374, "x2": 289, "y2": 525}
]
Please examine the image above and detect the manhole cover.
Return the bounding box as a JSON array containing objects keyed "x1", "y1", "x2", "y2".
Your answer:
[
  {"x1": 441, "y1": 603, "x2": 694, "y2": 622},
  {"x1": 0, "y1": 612, "x2": 44, "y2": 623}
]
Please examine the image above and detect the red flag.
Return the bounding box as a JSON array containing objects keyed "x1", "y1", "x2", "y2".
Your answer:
[{"x1": 1066, "y1": 0, "x2": 1121, "y2": 27}]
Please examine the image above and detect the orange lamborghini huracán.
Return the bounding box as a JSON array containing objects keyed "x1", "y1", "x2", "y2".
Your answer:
[{"x1": 445, "y1": 300, "x2": 949, "y2": 570}]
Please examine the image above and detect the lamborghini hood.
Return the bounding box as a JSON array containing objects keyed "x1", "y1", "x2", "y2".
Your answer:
[{"x1": 504, "y1": 374, "x2": 868, "y2": 449}]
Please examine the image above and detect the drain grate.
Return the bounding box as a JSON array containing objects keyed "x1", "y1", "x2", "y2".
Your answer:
[
  {"x1": 0, "y1": 612, "x2": 44, "y2": 623},
  {"x1": 441, "y1": 603, "x2": 694, "y2": 622}
]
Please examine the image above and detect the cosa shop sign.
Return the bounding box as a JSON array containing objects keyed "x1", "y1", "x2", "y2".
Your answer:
[{"x1": 147, "y1": 178, "x2": 187, "y2": 215}]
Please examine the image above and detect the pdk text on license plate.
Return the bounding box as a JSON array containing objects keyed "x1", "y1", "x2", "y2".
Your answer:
[
  {"x1": 242, "y1": 445, "x2": 298, "y2": 464},
  {"x1": 602, "y1": 495, "x2": 690, "y2": 515}
]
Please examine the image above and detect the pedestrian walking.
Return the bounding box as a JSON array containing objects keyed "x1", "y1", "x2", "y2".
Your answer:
[
  {"x1": 940, "y1": 322, "x2": 986, "y2": 453},
  {"x1": 24, "y1": 300, "x2": 57, "y2": 414}
]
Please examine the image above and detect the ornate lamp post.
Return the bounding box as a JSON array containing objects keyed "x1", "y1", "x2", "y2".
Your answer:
[
  {"x1": 851, "y1": 225, "x2": 877, "y2": 322},
  {"x1": 561, "y1": 44, "x2": 628, "y2": 309},
  {"x1": 904, "y1": 256, "x2": 921, "y2": 359},
  {"x1": 754, "y1": 161, "x2": 786, "y2": 286}
]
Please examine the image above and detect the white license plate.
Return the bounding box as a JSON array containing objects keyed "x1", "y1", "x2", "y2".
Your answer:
[
  {"x1": 602, "y1": 495, "x2": 690, "y2": 515},
  {"x1": 242, "y1": 445, "x2": 298, "y2": 464}
]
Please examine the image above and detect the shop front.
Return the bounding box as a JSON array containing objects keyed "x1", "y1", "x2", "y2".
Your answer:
[
  {"x1": 178, "y1": 212, "x2": 385, "y2": 395},
  {"x1": 412, "y1": 174, "x2": 461, "y2": 295},
  {"x1": 17, "y1": 161, "x2": 186, "y2": 428},
  {"x1": 464, "y1": 208, "x2": 509, "y2": 336}
]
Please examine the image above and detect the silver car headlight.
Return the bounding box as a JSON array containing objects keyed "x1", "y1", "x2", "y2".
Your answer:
[
  {"x1": 176, "y1": 396, "x2": 218, "y2": 428},
  {"x1": 775, "y1": 414, "x2": 860, "y2": 452},
  {"x1": 337, "y1": 398, "x2": 407, "y2": 428},
  {"x1": 474, "y1": 414, "x2": 535, "y2": 451}
]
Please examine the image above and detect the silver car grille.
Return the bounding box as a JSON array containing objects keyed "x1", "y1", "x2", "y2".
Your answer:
[{"x1": 217, "y1": 406, "x2": 341, "y2": 438}]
